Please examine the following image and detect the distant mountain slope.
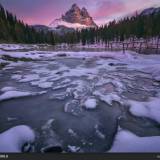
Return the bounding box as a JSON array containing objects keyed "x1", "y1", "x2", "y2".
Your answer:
[
  {"x1": 31, "y1": 25, "x2": 50, "y2": 32},
  {"x1": 140, "y1": 7, "x2": 160, "y2": 16}
]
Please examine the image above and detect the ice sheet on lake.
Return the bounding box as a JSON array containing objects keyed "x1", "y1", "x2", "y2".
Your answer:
[
  {"x1": 1, "y1": 45, "x2": 160, "y2": 153},
  {"x1": 0, "y1": 49, "x2": 138, "y2": 61}
]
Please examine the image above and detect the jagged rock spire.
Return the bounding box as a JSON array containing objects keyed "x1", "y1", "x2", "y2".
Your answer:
[{"x1": 62, "y1": 4, "x2": 97, "y2": 27}]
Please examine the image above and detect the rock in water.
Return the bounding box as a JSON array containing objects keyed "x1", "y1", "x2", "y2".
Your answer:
[{"x1": 41, "y1": 146, "x2": 63, "y2": 153}]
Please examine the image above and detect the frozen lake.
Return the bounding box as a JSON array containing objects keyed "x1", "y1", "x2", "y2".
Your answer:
[{"x1": 0, "y1": 45, "x2": 160, "y2": 152}]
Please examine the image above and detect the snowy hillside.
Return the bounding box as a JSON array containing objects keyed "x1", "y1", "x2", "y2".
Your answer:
[{"x1": 141, "y1": 7, "x2": 160, "y2": 16}]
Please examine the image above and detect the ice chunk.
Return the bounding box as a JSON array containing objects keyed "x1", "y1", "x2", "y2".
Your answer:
[
  {"x1": 49, "y1": 93, "x2": 67, "y2": 100},
  {"x1": 1, "y1": 87, "x2": 16, "y2": 92},
  {"x1": 109, "y1": 130, "x2": 160, "y2": 152},
  {"x1": 64, "y1": 100, "x2": 82, "y2": 116},
  {"x1": 95, "y1": 125, "x2": 105, "y2": 139},
  {"x1": 154, "y1": 76, "x2": 160, "y2": 82},
  {"x1": 72, "y1": 80, "x2": 92, "y2": 99},
  {"x1": 0, "y1": 91, "x2": 33, "y2": 101},
  {"x1": 11, "y1": 74, "x2": 22, "y2": 80},
  {"x1": 38, "y1": 82, "x2": 53, "y2": 89},
  {"x1": 84, "y1": 98, "x2": 97, "y2": 109},
  {"x1": 68, "y1": 145, "x2": 80, "y2": 153},
  {"x1": 19, "y1": 74, "x2": 39, "y2": 82},
  {"x1": 68, "y1": 129, "x2": 77, "y2": 137},
  {"x1": 93, "y1": 91, "x2": 121, "y2": 105},
  {"x1": 52, "y1": 84, "x2": 70, "y2": 90},
  {"x1": 41, "y1": 118, "x2": 55, "y2": 130},
  {"x1": 7, "y1": 117, "x2": 17, "y2": 122},
  {"x1": 0, "y1": 90, "x2": 47, "y2": 101},
  {"x1": 0, "y1": 125, "x2": 35, "y2": 153}
]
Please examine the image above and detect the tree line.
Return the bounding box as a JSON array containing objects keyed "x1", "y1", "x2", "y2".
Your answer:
[
  {"x1": 75, "y1": 12, "x2": 160, "y2": 45},
  {"x1": 0, "y1": 4, "x2": 160, "y2": 45},
  {"x1": 0, "y1": 4, "x2": 56, "y2": 44}
]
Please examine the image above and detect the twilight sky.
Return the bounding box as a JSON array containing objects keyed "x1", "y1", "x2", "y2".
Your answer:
[{"x1": 1, "y1": 0, "x2": 160, "y2": 26}]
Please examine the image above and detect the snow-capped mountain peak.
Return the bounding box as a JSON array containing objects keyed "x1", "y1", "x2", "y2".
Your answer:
[{"x1": 49, "y1": 3, "x2": 97, "y2": 30}]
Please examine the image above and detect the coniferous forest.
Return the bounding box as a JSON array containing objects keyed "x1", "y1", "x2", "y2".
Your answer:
[
  {"x1": 0, "y1": 4, "x2": 56, "y2": 44},
  {"x1": 0, "y1": 4, "x2": 160, "y2": 45}
]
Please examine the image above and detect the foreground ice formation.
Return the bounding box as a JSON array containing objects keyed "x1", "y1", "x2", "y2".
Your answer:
[{"x1": 0, "y1": 44, "x2": 160, "y2": 152}]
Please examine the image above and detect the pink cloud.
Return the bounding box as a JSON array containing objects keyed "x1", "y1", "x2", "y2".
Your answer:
[{"x1": 93, "y1": 0, "x2": 126, "y2": 18}]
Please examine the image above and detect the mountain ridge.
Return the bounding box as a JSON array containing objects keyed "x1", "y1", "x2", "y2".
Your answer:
[{"x1": 140, "y1": 7, "x2": 160, "y2": 16}]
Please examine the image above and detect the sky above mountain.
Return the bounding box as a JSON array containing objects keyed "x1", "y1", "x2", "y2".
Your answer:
[{"x1": 1, "y1": 0, "x2": 160, "y2": 26}]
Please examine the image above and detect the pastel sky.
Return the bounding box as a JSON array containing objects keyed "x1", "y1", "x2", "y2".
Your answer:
[{"x1": 1, "y1": 0, "x2": 160, "y2": 26}]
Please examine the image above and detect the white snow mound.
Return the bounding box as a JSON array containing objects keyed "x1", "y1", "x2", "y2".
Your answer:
[
  {"x1": 128, "y1": 97, "x2": 160, "y2": 123},
  {"x1": 0, "y1": 125, "x2": 35, "y2": 153},
  {"x1": 84, "y1": 98, "x2": 97, "y2": 109},
  {"x1": 109, "y1": 130, "x2": 160, "y2": 152}
]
